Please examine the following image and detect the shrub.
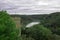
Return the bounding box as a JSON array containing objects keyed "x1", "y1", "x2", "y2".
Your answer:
[
  {"x1": 0, "y1": 11, "x2": 19, "y2": 40},
  {"x1": 22, "y1": 24, "x2": 52, "y2": 40}
]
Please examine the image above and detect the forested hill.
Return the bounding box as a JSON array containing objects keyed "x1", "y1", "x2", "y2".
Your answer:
[
  {"x1": 20, "y1": 14, "x2": 48, "y2": 21},
  {"x1": 20, "y1": 12, "x2": 60, "y2": 26},
  {"x1": 21, "y1": 12, "x2": 60, "y2": 40},
  {"x1": 20, "y1": 14, "x2": 48, "y2": 25}
]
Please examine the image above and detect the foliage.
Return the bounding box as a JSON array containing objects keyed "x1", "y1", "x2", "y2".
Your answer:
[
  {"x1": 0, "y1": 11, "x2": 19, "y2": 40},
  {"x1": 21, "y1": 12, "x2": 60, "y2": 40},
  {"x1": 21, "y1": 35, "x2": 35, "y2": 40},
  {"x1": 40, "y1": 12, "x2": 60, "y2": 35},
  {"x1": 22, "y1": 24, "x2": 53, "y2": 40}
]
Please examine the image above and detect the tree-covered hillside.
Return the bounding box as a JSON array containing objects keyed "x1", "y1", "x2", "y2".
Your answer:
[
  {"x1": 21, "y1": 12, "x2": 60, "y2": 40},
  {"x1": 20, "y1": 14, "x2": 48, "y2": 26}
]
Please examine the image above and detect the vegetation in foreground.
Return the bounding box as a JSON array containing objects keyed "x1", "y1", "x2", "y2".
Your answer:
[{"x1": 0, "y1": 11, "x2": 20, "y2": 40}]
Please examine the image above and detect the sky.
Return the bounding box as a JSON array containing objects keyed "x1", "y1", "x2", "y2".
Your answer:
[{"x1": 0, "y1": 0, "x2": 60, "y2": 15}]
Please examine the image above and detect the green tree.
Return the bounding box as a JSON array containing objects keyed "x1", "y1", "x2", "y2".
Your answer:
[
  {"x1": 0, "y1": 11, "x2": 20, "y2": 40},
  {"x1": 22, "y1": 24, "x2": 52, "y2": 40},
  {"x1": 41, "y1": 12, "x2": 60, "y2": 35}
]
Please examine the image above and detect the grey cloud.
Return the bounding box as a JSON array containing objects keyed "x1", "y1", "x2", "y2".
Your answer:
[{"x1": 0, "y1": 0, "x2": 60, "y2": 15}]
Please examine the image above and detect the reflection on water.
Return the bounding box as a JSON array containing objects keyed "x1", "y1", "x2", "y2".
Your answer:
[{"x1": 26, "y1": 22, "x2": 40, "y2": 27}]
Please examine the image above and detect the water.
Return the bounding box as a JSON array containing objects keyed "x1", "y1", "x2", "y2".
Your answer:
[{"x1": 26, "y1": 22, "x2": 40, "y2": 27}]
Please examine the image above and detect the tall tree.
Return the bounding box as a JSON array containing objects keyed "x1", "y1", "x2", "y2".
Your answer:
[{"x1": 0, "y1": 11, "x2": 20, "y2": 40}]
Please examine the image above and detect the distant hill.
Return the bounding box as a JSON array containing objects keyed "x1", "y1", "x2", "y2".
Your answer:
[
  {"x1": 11, "y1": 12, "x2": 60, "y2": 27},
  {"x1": 20, "y1": 14, "x2": 49, "y2": 26}
]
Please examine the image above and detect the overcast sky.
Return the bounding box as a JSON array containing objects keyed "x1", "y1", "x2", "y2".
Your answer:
[{"x1": 0, "y1": 0, "x2": 60, "y2": 15}]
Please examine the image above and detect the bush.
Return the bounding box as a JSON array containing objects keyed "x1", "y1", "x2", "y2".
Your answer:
[
  {"x1": 22, "y1": 24, "x2": 52, "y2": 40},
  {"x1": 0, "y1": 11, "x2": 19, "y2": 40}
]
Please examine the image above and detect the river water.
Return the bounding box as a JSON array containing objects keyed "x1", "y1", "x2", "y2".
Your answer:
[{"x1": 26, "y1": 22, "x2": 40, "y2": 27}]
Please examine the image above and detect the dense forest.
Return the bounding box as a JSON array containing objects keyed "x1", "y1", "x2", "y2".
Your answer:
[
  {"x1": 21, "y1": 12, "x2": 60, "y2": 40},
  {"x1": 0, "y1": 11, "x2": 60, "y2": 40}
]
